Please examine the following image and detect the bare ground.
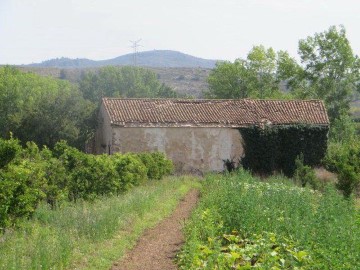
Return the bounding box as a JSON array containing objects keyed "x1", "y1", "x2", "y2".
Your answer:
[{"x1": 110, "y1": 189, "x2": 200, "y2": 270}]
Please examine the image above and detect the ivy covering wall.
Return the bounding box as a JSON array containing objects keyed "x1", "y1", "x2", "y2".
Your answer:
[{"x1": 239, "y1": 125, "x2": 329, "y2": 176}]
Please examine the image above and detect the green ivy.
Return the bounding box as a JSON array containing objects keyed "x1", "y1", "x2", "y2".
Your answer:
[{"x1": 239, "y1": 125, "x2": 328, "y2": 176}]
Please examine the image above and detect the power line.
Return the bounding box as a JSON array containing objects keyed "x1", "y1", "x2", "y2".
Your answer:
[{"x1": 130, "y1": 39, "x2": 142, "y2": 66}]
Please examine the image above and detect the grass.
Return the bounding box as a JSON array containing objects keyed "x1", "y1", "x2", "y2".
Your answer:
[
  {"x1": 0, "y1": 176, "x2": 200, "y2": 270},
  {"x1": 178, "y1": 170, "x2": 360, "y2": 269}
]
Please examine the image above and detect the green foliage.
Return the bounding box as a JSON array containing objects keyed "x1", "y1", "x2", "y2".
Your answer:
[
  {"x1": 294, "y1": 154, "x2": 320, "y2": 190},
  {"x1": 179, "y1": 227, "x2": 313, "y2": 269},
  {"x1": 113, "y1": 153, "x2": 148, "y2": 191},
  {"x1": 137, "y1": 152, "x2": 174, "y2": 180},
  {"x1": 206, "y1": 45, "x2": 285, "y2": 99},
  {"x1": 0, "y1": 66, "x2": 95, "y2": 149},
  {"x1": 0, "y1": 159, "x2": 47, "y2": 229},
  {"x1": 79, "y1": 66, "x2": 178, "y2": 103},
  {"x1": 329, "y1": 113, "x2": 357, "y2": 142},
  {"x1": 0, "y1": 138, "x2": 173, "y2": 229},
  {"x1": 324, "y1": 141, "x2": 360, "y2": 197},
  {"x1": 240, "y1": 125, "x2": 328, "y2": 176},
  {"x1": 179, "y1": 172, "x2": 360, "y2": 269},
  {"x1": 150, "y1": 151, "x2": 174, "y2": 177},
  {"x1": 0, "y1": 136, "x2": 22, "y2": 169},
  {"x1": 296, "y1": 25, "x2": 360, "y2": 122}
]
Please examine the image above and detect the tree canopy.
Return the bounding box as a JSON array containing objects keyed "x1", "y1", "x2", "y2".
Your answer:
[
  {"x1": 295, "y1": 25, "x2": 360, "y2": 121},
  {"x1": 0, "y1": 66, "x2": 95, "y2": 148},
  {"x1": 79, "y1": 66, "x2": 178, "y2": 103},
  {"x1": 206, "y1": 45, "x2": 288, "y2": 99}
]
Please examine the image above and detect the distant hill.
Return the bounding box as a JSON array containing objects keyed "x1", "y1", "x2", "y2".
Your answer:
[{"x1": 26, "y1": 50, "x2": 219, "y2": 69}]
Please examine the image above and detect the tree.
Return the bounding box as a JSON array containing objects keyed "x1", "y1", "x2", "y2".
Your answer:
[
  {"x1": 297, "y1": 25, "x2": 360, "y2": 121},
  {"x1": 206, "y1": 45, "x2": 285, "y2": 99},
  {"x1": 79, "y1": 66, "x2": 178, "y2": 103},
  {"x1": 0, "y1": 66, "x2": 95, "y2": 149}
]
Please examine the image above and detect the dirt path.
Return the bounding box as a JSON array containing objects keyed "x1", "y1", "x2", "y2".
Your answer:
[{"x1": 110, "y1": 189, "x2": 199, "y2": 270}]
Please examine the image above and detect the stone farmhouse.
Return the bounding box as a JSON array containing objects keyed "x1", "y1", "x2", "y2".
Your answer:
[{"x1": 94, "y1": 98, "x2": 329, "y2": 173}]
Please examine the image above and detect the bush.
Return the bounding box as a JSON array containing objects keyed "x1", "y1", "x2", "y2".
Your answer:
[
  {"x1": 138, "y1": 152, "x2": 174, "y2": 180},
  {"x1": 324, "y1": 141, "x2": 360, "y2": 197},
  {"x1": 151, "y1": 152, "x2": 174, "y2": 178},
  {"x1": 113, "y1": 153, "x2": 148, "y2": 191},
  {"x1": 0, "y1": 136, "x2": 22, "y2": 169},
  {"x1": 138, "y1": 153, "x2": 160, "y2": 180},
  {"x1": 0, "y1": 160, "x2": 47, "y2": 228},
  {"x1": 294, "y1": 154, "x2": 320, "y2": 190},
  {"x1": 0, "y1": 139, "x2": 174, "y2": 228}
]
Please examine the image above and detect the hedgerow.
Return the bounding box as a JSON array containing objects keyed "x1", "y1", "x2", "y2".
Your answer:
[{"x1": 0, "y1": 138, "x2": 173, "y2": 229}]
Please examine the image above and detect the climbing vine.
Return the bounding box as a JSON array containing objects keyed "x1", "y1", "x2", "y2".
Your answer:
[{"x1": 239, "y1": 125, "x2": 328, "y2": 176}]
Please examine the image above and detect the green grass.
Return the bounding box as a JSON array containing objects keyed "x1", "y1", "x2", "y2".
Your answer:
[
  {"x1": 178, "y1": 170, "x2": 360, "y2": 269},
  {"x1": 0, "y1": 176, "x2": 200, "y2": 270}
]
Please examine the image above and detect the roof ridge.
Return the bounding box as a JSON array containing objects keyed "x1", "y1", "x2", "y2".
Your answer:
[
  {"x1": 102, "y1": 97, "x2": 324, "y2": 102},
  {"x1": 101, "y1": 98, "x2": 329, "y2": 127}
]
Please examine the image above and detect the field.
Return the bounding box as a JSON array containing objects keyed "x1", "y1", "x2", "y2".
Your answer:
[
  {"x1": 1, "y1": 169, "x2": 360, "y2": 269},
  {"x1": 0, "y1": 176, "x2": 199, "y2": 270},
  {"x1": 178, "y1": 171, "x2": 360, "y2": 269}
]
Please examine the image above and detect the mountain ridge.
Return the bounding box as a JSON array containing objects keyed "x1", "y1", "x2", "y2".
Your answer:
[{"x1": 26, "y1": 50, "x2": 219, "y2": 69}]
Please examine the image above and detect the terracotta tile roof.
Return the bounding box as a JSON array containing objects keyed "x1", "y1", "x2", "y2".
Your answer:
[{"x1": 102, "y1": 98, "x2": 329, "y2": 128}]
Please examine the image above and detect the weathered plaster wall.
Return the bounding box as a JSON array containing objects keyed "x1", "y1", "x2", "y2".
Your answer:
[
  {"x1": 94, "y1": 104, "x2": 113, "y2": 154},
  {"x1": 111, "y1": 127, "x2": 243, "y2": 173}
]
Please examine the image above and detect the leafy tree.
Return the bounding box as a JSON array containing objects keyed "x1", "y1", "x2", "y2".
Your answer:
[
  {"x1": 206, "y1": 46, "x2": 285, "y2": 99},
  {"x1": 296, "y1": 25, "x2": 360, "y2": 121},
  {"x1": 79, "y1": 66, "x2": 178, "y2": 103},
  {"x1": 0, "y1": 66, "x2": 95, "y2": 149}
]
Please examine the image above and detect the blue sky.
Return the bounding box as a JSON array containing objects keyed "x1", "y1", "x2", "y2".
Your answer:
[{"x1": 1, "y1": 0, "x2": 360, "y2": 64}]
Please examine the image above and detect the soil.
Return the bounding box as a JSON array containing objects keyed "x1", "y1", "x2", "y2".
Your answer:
[{"x1": 110, "y1": 189, "x2": 200, "y2": 270}]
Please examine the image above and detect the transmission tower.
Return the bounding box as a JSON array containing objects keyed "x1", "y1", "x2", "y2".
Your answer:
[{"x1": 130, "y1": 39, "x2": 142, "y2": 66}]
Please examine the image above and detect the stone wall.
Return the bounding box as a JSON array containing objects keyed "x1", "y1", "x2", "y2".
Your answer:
[{"x1": 111, "y1": 127, "x2": 243, "y2": 173}]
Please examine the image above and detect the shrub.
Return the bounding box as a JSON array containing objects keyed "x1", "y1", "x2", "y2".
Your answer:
[
  {"x1": 0, "y1": 160, "x2": 47, "y2": 228},
  {"x1": 0, "y1": 138, "x2": 174, "y2": 228},
  {"x1": 138, "y1": 152, "x2": 160, "y2": 180},
  {"x1": 113, "y1": 153, "x2": 148, "y2": 191},
  {"x1": 294, "y1": 154, "x2": 320, "y2": 190},
  {"x1": 93, "y1": 154, "x2": 120, "y2": 195},
  {"x1": 138, "y1": 152, "x2": 174, "y2": 180},
  {"x1": 151, "y1": 152, "x2": 174, "y2": 178},
  {"x1": 0, "y1": 136, "x2": 22, "y2": 168},
  {"x1": 324, "y1": 141, "x2": 360, "y2": 197}
]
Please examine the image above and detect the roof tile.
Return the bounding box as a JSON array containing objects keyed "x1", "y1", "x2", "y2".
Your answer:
[{"x1": 102, "y1": 98, "x2": 329, "y2": 127}]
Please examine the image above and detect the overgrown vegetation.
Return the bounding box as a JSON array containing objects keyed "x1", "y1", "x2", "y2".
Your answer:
[
  {"x1": 0, "y1": 176, "x2": 198, "y2": 270},
  {"x1": 240, "y1": 125, "x2": 328, "y2": 177},
  {"x1": 0, "y1": 137, "x2": 173, "y2": 229},
  {"x1": 0, "y1": 67, "x2": 95, "y2": 148},
  {"x1": 178, "y1": 171, "x2": 360, "y2": 269}
]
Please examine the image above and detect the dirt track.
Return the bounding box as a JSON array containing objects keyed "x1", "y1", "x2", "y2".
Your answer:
[{"x1": 110, "y1": 189, "x2": 199, "y2": 270}]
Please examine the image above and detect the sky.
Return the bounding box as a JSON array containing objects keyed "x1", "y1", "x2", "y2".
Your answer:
[{"x1": 1, "y1": 0, "x2": 360, "y2": 65}]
